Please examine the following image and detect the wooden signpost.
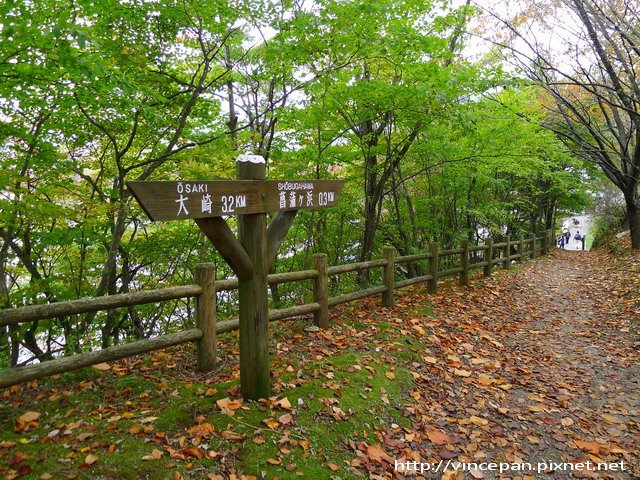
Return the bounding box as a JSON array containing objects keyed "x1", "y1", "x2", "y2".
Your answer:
[{"x1": 127, "y1": 155, "x2": 343, "y2": 400}]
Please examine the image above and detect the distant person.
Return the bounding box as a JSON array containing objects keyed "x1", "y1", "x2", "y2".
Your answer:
[
  {"x1": 565, "y1": 230, "x2": 571, "y2": 245},
  {"x1": 558, "y1": 235, "x2": 565, "y2": 248}
]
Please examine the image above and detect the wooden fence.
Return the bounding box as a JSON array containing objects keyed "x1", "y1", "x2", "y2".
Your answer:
[{"x1": 0, "y1": 230, "x2": 555, "y2": 388}]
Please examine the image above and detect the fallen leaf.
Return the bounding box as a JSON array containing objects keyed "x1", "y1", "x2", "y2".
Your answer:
[
  {"x1": 217, "y1": 397, "x2": 243, "y2": 416},
  {"x1": 427, "y1": 429, "x2": 451, "y2": 445},
  {"x1": 92, "y1": 363, "x2": 111, "y2": 371},
  {"x1": 142, "y1": 448, "x2": 164, "y2": 461},
  {"x1": 17, "y1": 412, "x2": 40, "y2": 424},
  {"x1": 366, "y1": 444, "x2": 393, "y2": 464},
  {"x1": 573, "y1": 439, "x2": 600, "y2": 454}
]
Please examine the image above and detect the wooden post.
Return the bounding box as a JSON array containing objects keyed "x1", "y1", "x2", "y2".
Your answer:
[
  {"x1": 503, "y1": 236, "x2": 511, "y2": 269},
  {"x1": 195, "y1": 263, "x2": 216, "y2": 372},
  {"x1": 519, "y1": 234, "x2": 525, "y2": 262},
  {"x1": 382, "y1": 246, "x2": 395, "y2": 307},
  {"x1": 428, "y1": 242, "x2": 439, "y2": 294},
  {"x1": 541, "y1": 230, "x2": 548, "y2": 254},
  {"x1": 236, "y1": 158, "x2": 270, "y2": 400},
  {"x1": 530, "y1": 233, "x2": 536, "y2": 258},
  {"x1": 483, "y1": 238, "x2": 493, "y2": 277},
  {"x1": 313, "y1": 253, "x2": 329, "y2": 328},
  {"x1": 460, "y1": 239, "x2": 469, "y2": 286}
]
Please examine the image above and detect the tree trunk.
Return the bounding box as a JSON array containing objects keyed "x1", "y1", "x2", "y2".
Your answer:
[{"x1": 625, "y1": 193, "x2": 640, "y2": 250}]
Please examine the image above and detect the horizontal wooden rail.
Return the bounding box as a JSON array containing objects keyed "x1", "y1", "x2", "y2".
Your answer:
[
  {"x1": 469, "y1": 261, "x2": 489, "y2": 270},
  {"x1": 396, "y1": 274, "x2": 433, "y2": 289},
  {"x1": 327, "y1": 259, "x2": 387, "y2": 275},
  {"x1": 396, "y1": 252, "x2": 431, "y2": 263},
  {"x1": 0, "y1": 328, "x2": 203, "y2": 388},
  {"x1": 0, "y1": 285, "x2": 203, "y2": 328},
  {"x1": 328, "y1": 285, "x2": 388, "y2": 307},
  {"x1": 216, "y1": 303, "x2": 321, "y2": 334},
  {"x1": 439, "y1": 266, "x2": 464, "y2": 277},
  {"x1": 215, "y1": 269, "x2": 319, "y2": 293},
  {"x1": 440, "y1": 248, "x2": 462, "y2": 256}
]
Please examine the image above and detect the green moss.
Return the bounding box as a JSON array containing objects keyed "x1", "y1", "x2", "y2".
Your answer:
[{"x1": 221, "y1": 351, "x2": 413, "y2": 478}]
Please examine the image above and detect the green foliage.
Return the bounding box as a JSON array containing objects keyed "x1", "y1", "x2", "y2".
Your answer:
[{"x1": 0, "y1": 0, "x2": 595, "y2": 365}]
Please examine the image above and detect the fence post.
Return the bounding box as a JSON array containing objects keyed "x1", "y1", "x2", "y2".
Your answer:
[
  {"x1": 519, "y1": 234, "x2": 525, "y2": 262},
  {"x1": 483, "y1": 238, "x2": 493, "y2": 277},
  {"x1": 428, "y1": 242, "x2": 439, "y2": 294},
  {"x1": 195, "y1": 263, "x2": 216, "y2": 372},
  {"x1": 530, "y1": 233, "x2": 537, "y2": 258},
  {"x1": 382, "y1": 246, "x2": 395, "y2": 307},
  {"x1": 503, "y1": 236, "x2": 511, "y2": 269},
  {"x1": 541, "y1": 230, "x2": 548, "y2": 254},
  {"x1": 313, "y1": 253, "x2": 329, "y2": 329},
  {"x1": 460, "y1": 239, "x2": 469, "y2": 286}
]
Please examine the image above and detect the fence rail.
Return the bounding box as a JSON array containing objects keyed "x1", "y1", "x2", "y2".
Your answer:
[{"x1": 0, "y1": 230, "x2": 555, "y2": 388}]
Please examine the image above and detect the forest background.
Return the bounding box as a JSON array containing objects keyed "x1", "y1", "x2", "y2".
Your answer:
[{"x1": 1, "y1": 0, "x2": 636, "y2": 368}]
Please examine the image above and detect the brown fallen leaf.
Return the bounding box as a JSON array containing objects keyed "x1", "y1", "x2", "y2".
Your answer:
[
  {"x1": 92, "y1": 363, "x2": 111, "y2": 371},
  {"x1": 217, "y1": 397, "x2": 243, "y2": 416},
  {"x1": 573, "y1": 439, "x2": 600, "y2": 454},
  {"x1": 278, "y1": 413, "x2": 293, "y2": 425},
  {"x1": 187, "y1": 422, "x2": 215, "y2": 439},
  {"x1": 273, "y1": 397, "x2": 292, "y2": 409},
  {"x1": 17, "y1": 411, "x2": 40, "y2": 424},
  {"x1": 427, "y1": 429, "x2": 451, "y2": 446},
  {"x1": 221, "y1": 430, "x2": 246, "y2": 441},
  {"x1": 366, "y1": 444, "x2": 393, "y2": 464},
  {"x1": 142, "y1": 448, "x2": 164, "y2": 461}
]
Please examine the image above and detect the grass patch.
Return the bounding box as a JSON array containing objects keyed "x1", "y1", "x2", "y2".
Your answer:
[
  {"x1": 0, "y1": 348, "x2": 415, "y2": 479},
  {"x1": 221, "y1": 351, "x2": 414, "y2": 478}
]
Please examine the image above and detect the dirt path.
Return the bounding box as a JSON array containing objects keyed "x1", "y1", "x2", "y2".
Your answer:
[{"x1": 409, "y1": 248, "x2": 639, "y2": 479}]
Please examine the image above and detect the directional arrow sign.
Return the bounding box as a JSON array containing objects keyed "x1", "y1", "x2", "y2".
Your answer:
[{"x1": 127, "y1": 180, "x2": 344, "y2": 221}]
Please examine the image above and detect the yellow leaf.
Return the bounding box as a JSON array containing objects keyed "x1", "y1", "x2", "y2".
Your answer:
[
  {"x1": 263, "y1": 418, "x2": 280, "y2": 429},
  {"x1": 84, "y1": 453, "x2": 99, "y2": 465},
  {"x1": 469, "y1": 416, "x2": 488, "y2": 426},
  {"x1": 274, "y1": 397, "x2": 292, "y2": 409}
]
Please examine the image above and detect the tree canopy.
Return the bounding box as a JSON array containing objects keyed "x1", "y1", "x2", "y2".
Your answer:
[{"x1": 1, "y1": 0, "x2": 595, "y2": 367}]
